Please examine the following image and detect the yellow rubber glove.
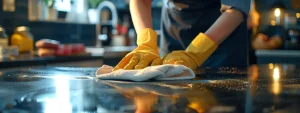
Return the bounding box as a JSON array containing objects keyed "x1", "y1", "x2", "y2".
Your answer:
[
  {"x1": 162, "y1": 33, "x2": 218, "y2": 71},
  {"x1": 113, "y1": 28, "x2": 161, "y2": 71}
]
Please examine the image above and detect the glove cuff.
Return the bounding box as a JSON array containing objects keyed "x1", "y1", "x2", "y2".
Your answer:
[
  {"x1": 133, "y1": 28, "x2": 159, "y2": 55},
  {"x1": 185, "y1": 33, "x2": 218, "y2": 66},
  {"x1": 136, "y1": 28, "x2": 158, "y2": 47}
]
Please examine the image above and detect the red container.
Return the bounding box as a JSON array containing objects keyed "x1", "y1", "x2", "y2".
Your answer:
[{"x1": 55, "y1": 43, "x2": 85, "y2": 56}]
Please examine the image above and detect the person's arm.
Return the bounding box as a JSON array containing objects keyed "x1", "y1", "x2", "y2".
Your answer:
[
  {"x1": 113, "y1": 0, "x2": 160, "y2": 71},
  {"x1": 130, "y1": 0, "x2": 153, "y2": 33},
  {"x1": 205, "y1": 1, "x2": 251, "y2": 45},
  {"x1": 205, "y1": 9, "x2": 244, "y2": 44},
  {"x1": 162, "y1": 9, "x2": 246, "y2": 70}
]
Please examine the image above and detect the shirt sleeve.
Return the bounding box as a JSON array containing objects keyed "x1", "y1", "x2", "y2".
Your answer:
[{"x1": 220, "y1": 0, "x2": 251, "y2": 15}]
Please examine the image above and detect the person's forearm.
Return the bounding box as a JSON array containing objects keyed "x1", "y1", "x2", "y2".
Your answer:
[
  {"x1": 130, "y1": 0, "x2": 153, "y2": 33},
  {"x1": 205, "y1": 9, "x2": 244, "y2": 45}
]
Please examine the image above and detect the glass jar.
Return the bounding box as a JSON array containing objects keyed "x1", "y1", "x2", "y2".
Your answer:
[
  {"x1": 0, "y1": 27, "x2": 9, "y2": 47},
  {"x1": 11, "y1": 26, "x2": 34, "y2": 53}
]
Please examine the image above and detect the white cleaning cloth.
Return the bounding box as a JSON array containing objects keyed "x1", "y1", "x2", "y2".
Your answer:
[
  {"x1": 96, "y1": 64, "x2": 195, "y2": 82},
  {"x1": 100, "y1": 80, "x2": 191, "y2": 96}
]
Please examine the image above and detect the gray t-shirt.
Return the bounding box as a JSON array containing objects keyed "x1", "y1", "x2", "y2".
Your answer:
[{"x1": 221, "y1": 0, "x2": 251, "y2": 15}]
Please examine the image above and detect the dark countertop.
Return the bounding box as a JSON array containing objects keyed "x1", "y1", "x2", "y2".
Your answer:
[
  {"x1": 1, "y1": 64, "x2": 300, "y2": 113},
  {"x1": 0, "y1": 46, "x2": 136, "y2": 69}
]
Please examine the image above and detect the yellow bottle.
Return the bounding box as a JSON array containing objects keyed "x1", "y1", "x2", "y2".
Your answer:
[{"x1": 11, "y1": 26, "x2": 34, "y2": 53}]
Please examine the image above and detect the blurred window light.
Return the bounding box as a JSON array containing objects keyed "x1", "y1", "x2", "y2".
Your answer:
[
  {"x1": 2, "y1": 0, "x2": 15, "y2": 12},
  {"x1": 55, "y1": 0, "x2": 71, "y2": 12},
  {"x1": 77, "y1": 0, "x2": 84, "y2": 13}
]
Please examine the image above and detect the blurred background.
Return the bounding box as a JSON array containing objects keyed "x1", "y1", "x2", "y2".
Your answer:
[
  {"x1": 0, "y1": 0, "x2": 163, "y2": 46},
  {"x1": 0, "y1": 0, "x2": 299, "y2": 68}
]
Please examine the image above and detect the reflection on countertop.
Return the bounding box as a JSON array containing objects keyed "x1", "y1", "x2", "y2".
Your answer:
[{"x1": 1, "y1": 64, "x2": 300, "y2": 113}]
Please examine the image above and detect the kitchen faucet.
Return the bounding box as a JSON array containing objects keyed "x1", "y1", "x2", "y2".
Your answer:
[
  {"x1": 97, "y1": 1, "x2": 118, "y2": 27},
  {"x1": 95, "y1": 1, "x2": 118, "y2": 47}
]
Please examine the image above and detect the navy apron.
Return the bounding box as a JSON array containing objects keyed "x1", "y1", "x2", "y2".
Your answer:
[{"x1": 160, "y1": 0, "x2": 248, "y2": 68}]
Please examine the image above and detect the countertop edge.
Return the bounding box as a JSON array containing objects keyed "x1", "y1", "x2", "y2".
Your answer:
[{"x1": 255, "y1": 50, "x2": 300, "y2": 57}]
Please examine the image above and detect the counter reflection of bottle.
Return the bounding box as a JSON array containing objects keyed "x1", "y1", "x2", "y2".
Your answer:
[
  {"x1": 0, "y1": 27, "x2": 9, "y2": 47},
  {"x1": 11, "y1": 26, "x2": 34, "y2": 53}
]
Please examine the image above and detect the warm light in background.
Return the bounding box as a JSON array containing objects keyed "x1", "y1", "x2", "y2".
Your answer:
[
  {"x1": 274, "y1": 8, "x2": 281, "y2": 17},
  {"x1": 273, "y1": 67, "x2": 280, "y2": 81},
  {"x1": 297, "y1": 13, "x2": 300, "y2": 18},
  {"x1": 268, "y1": 63, "x2": 274, "y2": 69},
  {"x1": 271, "y1": 20, "x2": 276, "y2": 26}
]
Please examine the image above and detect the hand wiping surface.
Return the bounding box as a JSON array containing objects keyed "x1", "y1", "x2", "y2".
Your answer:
[{"x1": 96, "y1": 64, "x2": 195, "y2": 82}]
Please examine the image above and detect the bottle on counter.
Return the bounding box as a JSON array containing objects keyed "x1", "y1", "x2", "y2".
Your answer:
[
  {"x1": 11, "y1": 26, "x2": 34, "y2": 53},
  {"x1": 0, "y1": 27, "x2": 19, "y2": 58},
  {"x1": 128, "y1": 29, "x2": 137, "y2": 46},
  {"x1": 0, "y1": 26, "x2": 9, "y2": 47},
  {"x1": 111, "y1": 28, "x2": 126, "y2": 46}
]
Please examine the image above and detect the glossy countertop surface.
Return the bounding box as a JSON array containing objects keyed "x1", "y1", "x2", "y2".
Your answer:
[{"x1": 1, "y1": 64, "x2": 300, "y2": 113}]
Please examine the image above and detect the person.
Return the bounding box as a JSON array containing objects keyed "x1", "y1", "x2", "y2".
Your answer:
[
  {"x1": 115, "y1": 0, "x2": 252, "y2": 71},
  {"x1": 113, "y1": 0, "x2": 251, "y2": 71}
]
